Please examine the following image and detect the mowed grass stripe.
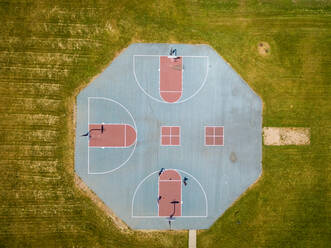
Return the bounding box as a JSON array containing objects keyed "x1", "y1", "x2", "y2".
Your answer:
[
  {"x1": 0, "y1": 82, "x2": 63, "y2": 98},
  {"x1": 0, "y1": 160, "x2": 60, "y2": 174},
  {"x1": 0, "y1": 98, "x2": 62, "y2": 113},
  {"x1": 0, "y1": 113, "x2": 61, "y2": 127},
  {"x1": 0, "y1": 144, "x2": 58, "y2": 157},
  {"x1": 0, "y1": 129, "x2": 58, "y2": 144}
]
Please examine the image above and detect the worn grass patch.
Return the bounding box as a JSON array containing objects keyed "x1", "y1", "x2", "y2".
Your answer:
[{"x1": 263, "y1": 127, "x2": 310, "y2": 145}]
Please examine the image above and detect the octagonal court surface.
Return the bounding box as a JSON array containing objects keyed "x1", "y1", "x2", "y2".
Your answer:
[{"x1": 75, "y1": 43, "x2": 262, "y2": 230}]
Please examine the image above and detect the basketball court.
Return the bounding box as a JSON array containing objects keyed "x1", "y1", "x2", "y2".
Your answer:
[{"x1": 75, "y1": 43, "x2": 262, "y2": 230}]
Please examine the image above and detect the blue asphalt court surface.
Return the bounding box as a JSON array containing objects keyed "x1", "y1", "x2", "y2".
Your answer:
[{"x1": 75, "y1": 43, "x2": 262, "y2": 230}]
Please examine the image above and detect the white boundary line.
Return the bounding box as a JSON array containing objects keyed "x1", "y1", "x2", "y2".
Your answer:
[
  {"x1": 131, "y1": 168, "x2": 208, "y2": 218},
  {"x1": 160, "y1": 90, "x2": 183, "y2": 93},
  {"x1": 160, "y1": 126, "x2": 181, "y2": 146},
  {"x1": 157, "y1": 174, "x2": 160, "y2": 216},
  {"x1": 87, "y1": 97, "x2": 90, "y2": 174},
  {"x1": 87, "y1": 97, "x2": 138, "y2": 175},
  {"x1": 134, "y1": 55, "x2": 208, "y2": 58},
  {"x1": 181, "y1": 56, "x2": 184, "y2": 103},
  {"x1": 133, "y1": 55, "x2": 209, "y2": 104},
  {"x1": 131, "y1": 216, "x2": 208, "y2": 218},
  {"x1": 204, "y1": 126, "x2": 224, "y2": 147},
  {"x1": 89, "y1": 122, "x2": 133, "y2": 124},
  {"x1": 158, "y1": 56, "x2": 167, "y2": 103},
  {"x1": 180, "y1": 173, "x2": 182, "y2": 216},
  {"x1": 158, "y1": 179, "x2": 182, "y2": 182},
  {"x1": 124, "y1": 124, "x2": 127, "y2": 147},
  {"x1": 88, "y1": 123, "x2": 136, "y2": 148}
]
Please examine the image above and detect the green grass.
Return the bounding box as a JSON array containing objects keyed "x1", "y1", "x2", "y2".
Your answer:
[{"x1": 0, "y1": 0, "x2": 330, "y2": 247}]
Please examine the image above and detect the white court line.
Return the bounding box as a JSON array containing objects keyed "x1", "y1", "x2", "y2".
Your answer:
[
  {"x1": 180, "y1": 174, "x2": 182, "y2": 216},
  {"x1": 158, "y1": 180, "x2": 182, "y2": 182},
  {"x1": 131, "y1": 216, "x2": 207, "y2": 218},
  {"x1": 160, "y1": 144, "x2": 181, "y2": 147},
  {"x1": 132, "y1": 168, "x2": 208, "y2": 218},
  {"x1": 159, "y1": 56, "x2": 161, "y2": 102},
  {"x1": 157, "y1": 174, "x2": 160, "y2": 216},
  {"x1": 87, "y1": 97, "x2": 137, "y2": 175},
  {"x1": 161, "y1": 125, "x2": 181, "y2": 129},
  {"x1": 133, "y1": 55, "x2": 209, "y2": 104},
  {"x1": 181, "y1": 56, "x2": 184, "y2": 101},
  {"x1": 134, "y1": 55, "x2": 208, "y2": 58},
  {"x1": 87, "y1": 97, "x2": 90, "y2": 174},
  {"x1": 124, "y1": 124, "x2": 127, "y2": 147},
  {"x1": 89, "y1": 122, "x2": 133, "y2": 124},
  {"x1": 160, "y1": 90, "x2": 183, "y2": 93}
]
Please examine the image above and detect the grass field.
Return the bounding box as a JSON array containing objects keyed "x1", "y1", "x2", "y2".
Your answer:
[{"x1": 0, "y1": 0, "x2": 330, "y2": 247}]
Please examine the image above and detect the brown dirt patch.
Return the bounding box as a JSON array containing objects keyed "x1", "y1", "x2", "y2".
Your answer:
[
  {"x1": 258, "y1": 42, "x2": 270, "y2": 56},
  {"x1": 263, "y1": 127, "x2": 310, "y2": 145}
]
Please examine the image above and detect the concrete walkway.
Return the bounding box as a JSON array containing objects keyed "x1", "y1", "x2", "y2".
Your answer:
[{"x1": 189, "y1": 230, "x2": 196, "y2": 248}]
